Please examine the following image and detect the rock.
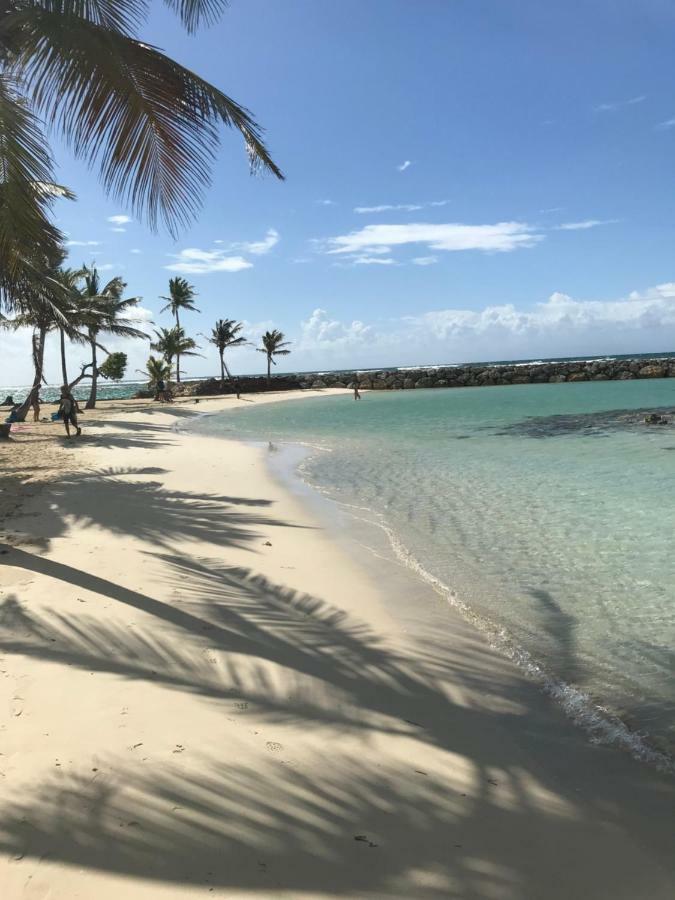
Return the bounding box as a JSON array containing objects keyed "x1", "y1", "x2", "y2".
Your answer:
[
  {"x1": 644, "y1": 413, "x2": 669, "y2": 425},
  {"x1": 567, "y1": 372, "x2": 588, "y2": 382},
  {"x1": 403, "y1": 378, "x2": 416, "y2": 389},
  {"x1": 415, "y1": 377, "x2": 434, "y2": 388},
  {"x1": 549, "y1": 375, "x2": 566, "y2": 383},
  {"x1": 312, "y1": 379, "x2": 328, "y2": 388},
  {"x1": 637, "y1": 364, "x2": 666, "y2": 379},
  {"x1": 1, "y1": 395, "x2": 14, "y2": 406}
]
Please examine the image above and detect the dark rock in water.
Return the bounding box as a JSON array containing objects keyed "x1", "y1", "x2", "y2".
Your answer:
[
  {"x1": 644, "y1": 413, "x2": 669, "y2": 425},
  {"x1": 506, "y1": 407, "x2": 674, "y2": 438},
  {"x1": 1, "y1": 395, "x2": 14, "y2": 406}
]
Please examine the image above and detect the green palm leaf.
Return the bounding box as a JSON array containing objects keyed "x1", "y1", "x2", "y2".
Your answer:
[{"x1": 4, "y1": 6, "x2": 284, "y2": 234}]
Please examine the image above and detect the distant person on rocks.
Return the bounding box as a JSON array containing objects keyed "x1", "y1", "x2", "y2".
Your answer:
[
  {"x1": 58, "y1": 385, "x2": 81, "y2": 438},
  {"x1": 353, "y1": 381, "x2": 361, "y2": 400}
]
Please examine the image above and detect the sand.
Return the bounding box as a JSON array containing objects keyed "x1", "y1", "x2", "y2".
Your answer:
[{"x1": 0, "y1": 390, "x2": 674, "y2": 899}]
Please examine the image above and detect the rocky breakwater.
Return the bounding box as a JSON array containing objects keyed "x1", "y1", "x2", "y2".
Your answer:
[{"x1": 300, "y1": 357, "x2": 675, "y2": 391}]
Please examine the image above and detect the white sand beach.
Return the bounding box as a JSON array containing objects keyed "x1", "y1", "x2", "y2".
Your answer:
[{"x1": 1, "y1": 390, "x2": 674, "y2": 899}]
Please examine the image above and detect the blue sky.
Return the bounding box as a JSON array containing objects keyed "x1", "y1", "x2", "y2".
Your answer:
[{"x1": 6, "y1": 0, "x2": 675, "y2": 384}]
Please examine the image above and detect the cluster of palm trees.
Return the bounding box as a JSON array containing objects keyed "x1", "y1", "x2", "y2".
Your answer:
[
  {"x1": 143, "y1": 276, "x2": 292, "y2": 392},
  {"x1": 3, "y1": 260, "x2": 146, "y2": 419},
  {"x1": 1, "y1": 0, "x2": 283, "y2": 415}
]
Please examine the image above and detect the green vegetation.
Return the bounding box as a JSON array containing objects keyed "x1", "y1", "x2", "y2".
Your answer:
[{"x1": 257, "y1": 329, "x2": 292, "y2": 386}]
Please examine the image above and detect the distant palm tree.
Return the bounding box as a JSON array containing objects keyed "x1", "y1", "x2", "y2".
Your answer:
[
  {"x1": 204, "y1": 319, "x2": 247, "y2": 390},
  {"x1": 139, "y1": 355, "x2": 172, "y2": 390},
  {"x1": 160, "y1": 277, "x2": 199, "y2": 382},
  {"x1": 151, "y1": 325, "x2": 200, "y2": 383},
  {"x1": 75, "y1": 266, "x2": 148, "y2": 408},
  {"x1": 257, "y1": 329, "x2": 291, "y2": 386},
  {"x1": 0, "y1": 1, "x2": 283, "y2": 310}
]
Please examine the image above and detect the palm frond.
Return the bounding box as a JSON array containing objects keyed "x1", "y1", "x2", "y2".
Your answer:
[
  {"x1": 162, "y1": 0, "x2": 229, "y2": 34},
  {"x1": 0, "y1": 74, "x2": 70, "y2": 306},
  {"x1": 5, "y1": 7, "x2": 283, "y2": 234}
]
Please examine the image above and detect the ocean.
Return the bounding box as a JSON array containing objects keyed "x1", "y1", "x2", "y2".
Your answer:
[{"x1": 190, "y1": 378, "x2": 675, "y2": 769}]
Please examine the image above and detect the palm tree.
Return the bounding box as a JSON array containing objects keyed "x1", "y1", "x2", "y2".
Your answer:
[
  {"x1": 160, "y1": 277, "x2": 199, "y2": 383},
  {"x1": 52, "y1": 266, "x2": 87, "y2": 385},
  {"x1": 139, "y1": 355, "x2": 172, "y2": 390},
  {"x1": 75, "y1": 266, "x2": 148, "y2": 409},
  {"x1": 204, "y1": 319, "x2": 247, "y2": 390},
  {"x1": 150, "y1": 325, "x2": 200, "y2": 383},
  {"x1": 0, "y1": 1, "x2": 283, "y2": 311},
  {"x1": 257, "y1": 329, "x2": 291, "y2": 386},
  {"x1": 7, "y1": 253, "x2": 82, "y2": 420}
]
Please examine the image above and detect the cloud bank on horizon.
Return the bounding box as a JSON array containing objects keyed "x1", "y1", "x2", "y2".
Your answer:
[{"x1": 4, "y1": 281, "x2": 675, "y2": 385}]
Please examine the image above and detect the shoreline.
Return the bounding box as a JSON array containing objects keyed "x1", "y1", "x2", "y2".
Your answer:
[
  {"x1": 1, "y1": 389, "x2": 674, "y2": 898},
  {"x1": 251, "y1": 433, "x2": 675, "y2": 773}
]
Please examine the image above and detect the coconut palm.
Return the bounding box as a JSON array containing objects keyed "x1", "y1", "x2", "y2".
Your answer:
[
  {"x1": 51, "y1": 266, "x2": 87, "y2": 385},
  {"x1": 204, "y1": 319, "x2": 247, "y2": 390},
  {"x1": 7, "y1": 254, "x2": 83, "y2": 420},
  {"x1": 139, "y1": 355, "x2": 172, "y2": 389},
  {"x1": 160, "y1": 277, "x2": 199, "y2": 382},
  {"x1": 257, "y1": 329, "x2": 291, "y2": 386},
  {"x1": 74, "y1": 266, "x2": 148, "y2": 408},
  {"x1": 0, "y1": 1, "x2": 283, "y2": 311},
  {"x1": 150, "y1": 325, "x2": 200, "y2": 383}
]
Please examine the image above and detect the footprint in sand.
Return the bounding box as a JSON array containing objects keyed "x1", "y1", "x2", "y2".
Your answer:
[
  {"x1": 265, "y1": 741, "x2": 283, "y2": 752},
  {"x1": 234, "y1": 702, "x2": 248, "y2": 711}
]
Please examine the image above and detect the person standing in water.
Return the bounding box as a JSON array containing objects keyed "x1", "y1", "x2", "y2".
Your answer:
[
  {"x1": 353, "y1": 380, "x2": 361, "y2": 400},
  {"x1": 59, "y1": 385, "x2": 81, "y2": 437}
]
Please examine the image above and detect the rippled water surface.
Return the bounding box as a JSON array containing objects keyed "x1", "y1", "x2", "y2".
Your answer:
[{"x1": 192, "y1": 380, "x2": 675, "y2": 758}]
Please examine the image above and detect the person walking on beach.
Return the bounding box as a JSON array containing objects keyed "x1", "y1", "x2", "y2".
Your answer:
[
  {"x1": 59, "y1": 385, "x2": 81, "y2": 438},
  {"x1": 234, "y1": 377, "x2": 242, "y2": 400},
  {"x1": 353, "y1": 380, "x2": 361, "y2": 400},
  {"x1": 32, "y1": 395, "x2": 41, "y2": 422}
]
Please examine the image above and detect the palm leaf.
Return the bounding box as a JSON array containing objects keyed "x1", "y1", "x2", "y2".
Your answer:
[
  {"x1": 5, "y1": 7, "x2": 284, "y2": 234},
  {"x1": 0, "y1": 74, "x2": 72, "y2": 306},
  {"x1": 162, "y1": 0, "x2": 229, "y2": 34}
]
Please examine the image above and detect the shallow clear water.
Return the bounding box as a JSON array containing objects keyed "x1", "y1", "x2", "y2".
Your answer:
[{"x1": 192, "y1": 381, "x2": 675, "y2": 760}]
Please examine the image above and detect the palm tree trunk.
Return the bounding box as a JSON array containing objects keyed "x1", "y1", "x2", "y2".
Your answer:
[
  {"x1": 267, "y1": 354, "x2": 271, "y2": 387},
  {"x1": 175, "y1": 310, "x2": 181, "y2": 383},
  {"x1": 219, "y1": 350, "x2": 225, "y2": 391},
  {"x1": 85, "y1": 335, "x2": 98, "y2": 409},
  {"x1": 59, "y1": 328, "x2": 69, "y2": 385},
  {"x1": 16, "y1": 327, "x2": 46, "y2": 422}
]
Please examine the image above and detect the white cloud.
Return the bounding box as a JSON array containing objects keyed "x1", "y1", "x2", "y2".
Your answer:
[
  {"x1": 351, "y1": 256, "x2": 396, "y2": 265},
  {"x1": 66, "y1": 240, "x2": 101, "y2": 247},
  {"x1": 165, "y1": 248, "x2": 253, "y2": 275},
  {"x1": 298, "y1": 308, "x2": 373, "y2": 351},
  {"x1": 210, "y1": 229, "x2": 279, "y2": 256},
  {"x1": 656, "y1": 117, "x2": 675, "y2": 130},
  {"x1": 412, "y1": 256, "x2": 438, "y2": 266},
  {"x1": 317, "y1": 199, "x2": 336, "y2": 206},
  {"x1": 107, "y1": 214, "x2": 132, "y2": 225},
  {"x1": 111, "y1": 227, "x2": 126, "y2": 233},
  {"x1": 241, "y1": 228, "x2": 279, "y2": 255},
  {"x1": 130, "y1": 248, "x2": 142, "y2": 254},
  {"x1": 555, "y1": 219, "x2": 619, "y2": 231},
  {"x1": 354, "y1": 200, "x2": 447, "y2": 214},
  {"x1": 397, "y1": 160, "x2": 412, "y2": 172},
  {"x1": 98, "y1": 263, "x2": 116, "y2": 271},
  {"x1": 594, "y1": 95, "x2": 645, "y2": 112},
  {"x1": 325, "y1": 221, "x2": 542, "y2": 256},
  {"x1": 291, "y1": 281, "x2": 675, "y2": 366}
]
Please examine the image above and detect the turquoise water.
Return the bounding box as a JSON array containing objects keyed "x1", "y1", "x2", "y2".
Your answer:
[{"x1": 193, "y1": 381, "x2": 675, "y2": 765}]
